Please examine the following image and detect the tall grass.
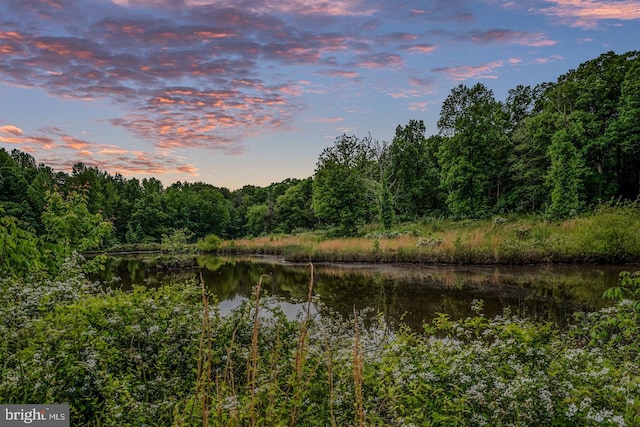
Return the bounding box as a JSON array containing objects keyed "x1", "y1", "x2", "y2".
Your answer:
[{"x1": 216, "y1": 204, "x2": 640, "y2": 264}]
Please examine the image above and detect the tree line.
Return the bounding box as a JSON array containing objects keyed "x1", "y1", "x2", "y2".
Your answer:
[{"x1": 1, "y1": 51, "x2": 639, "y2": 243}]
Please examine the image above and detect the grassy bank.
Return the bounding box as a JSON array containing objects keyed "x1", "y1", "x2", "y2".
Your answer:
[
  {"x1": 2, "y1": 256, "x2": 639, "y2": 425},
  {"x1": 216, "y1": 204, "x2": 640, "y2": 265}
]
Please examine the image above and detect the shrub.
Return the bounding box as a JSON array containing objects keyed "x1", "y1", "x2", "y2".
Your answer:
[
  {"x1": 196, "y1": 233, "x2": 222, "y2": 252},
  {"x1": 161, "y1": 228, "x2": 195, "y2": 253}
]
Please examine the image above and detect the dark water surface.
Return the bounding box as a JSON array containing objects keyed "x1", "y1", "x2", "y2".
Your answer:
[{"x1": 97, "y1": 254, "x2": 632, "y2": 330}]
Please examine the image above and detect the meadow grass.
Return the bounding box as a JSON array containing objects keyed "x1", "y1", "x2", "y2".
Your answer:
[{"x1": 216, "y1": 203, "x2": 640, "y2": 264}]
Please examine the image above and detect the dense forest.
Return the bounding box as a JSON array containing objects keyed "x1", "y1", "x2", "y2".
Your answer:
[{"x1": 1, "y1": 51, "x2": 639, "y2": 243}]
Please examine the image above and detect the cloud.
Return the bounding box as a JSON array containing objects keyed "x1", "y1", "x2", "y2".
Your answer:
[
  {"x1": 353, "y1": 52, "x2": 404, "y2": 68},
  {"x1": 312, "y1": 117, "x2": 345, "y2": 123},
  {"x1": 491, "y1": 0, "x2": 640, "y2": 29},
  {"x1": 3, "y1": 0, "x2": 427, "y2": 157},
  {"x1": 0, "y1": 125, "x2": 24, "y2": 136},
  {"x1": 405, "y1": 44, "x2": 438, "y2": 53},
  {"x1": 409, "y1": 76, "x2": 435, "y2": 89},
  {"x1": 470, "y1": 29, "x2": 557, "y2": 46},
  {"x1": 113, "y1": 0, "x2": 378, "y2": 17},
  {"x1": 529, "y1": 54, "x2": 563, "y2": 64},
  {"x1": 0, "y1": 124, "x2": 56, "y2": 149},
  {"x1": 409, "y1": 101, "x2": 428, "y2": 111},
  {"x1": 408, "y1": 1, "x2": 476, "y2": 22},
  {"x1": 538, "y1": 0, "x2": 640, "y2": 28},
  {"x1": 316, "y1": 69, "x2": 361, "y2": 79},
  {"x1": 4, "y1": 124, "x2": 199, "y2": 178},
  {"x1": 433, "y1": 61, "x2": 507, "y2": 81}
]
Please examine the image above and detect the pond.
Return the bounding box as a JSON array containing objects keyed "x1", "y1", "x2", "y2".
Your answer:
[{"x1": 96, "y1": 254, "x2": 632, "y2": 330}]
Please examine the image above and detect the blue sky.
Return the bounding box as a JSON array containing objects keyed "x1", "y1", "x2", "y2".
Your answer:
[{"x1": 0, "y1": 0, "x2": 639, "y2": 189}]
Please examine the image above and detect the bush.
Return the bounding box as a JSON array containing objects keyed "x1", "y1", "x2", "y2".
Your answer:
[
  {"x1": 161, "y1": 228, "x2": 195, "y2": 253},
  {"x1": 3, "y1": 255, "x2": 640, "y2": 425},
  {"x1": 196, "y1": 233, "x2": 222, "y2": 252}
]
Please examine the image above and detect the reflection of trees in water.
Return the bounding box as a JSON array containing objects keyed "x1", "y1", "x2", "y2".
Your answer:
[{"x1": 97, "y1": 255, "x2": 625, "y2": 331}]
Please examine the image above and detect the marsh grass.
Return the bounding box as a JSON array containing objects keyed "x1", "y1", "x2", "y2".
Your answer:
[{"x1": 216, "y1": 204, "x2": 640, "y2": 264}]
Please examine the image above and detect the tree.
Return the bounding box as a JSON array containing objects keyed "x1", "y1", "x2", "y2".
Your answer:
[
  {"x1": 389, "y1": 120, "x2": 442, "y2": 218},
  {"x1": 0, "y1": 148, "x2": 33, "y2": 221},
  {"x1": 362, "y1": 136, "x2": 395, "y2": 230},
  {"x1": 437, "y1": 83, "x2": 508, "y2": 217},
  {"x1": 165, "y1": 182, "x2": 231, "y2": 239},
  {"x1": 507, "y1": 110, "x2": 554, "y2": 212},
  {"x1": 542, "y1": 51, "x2": 639, "y2": 203},
  {"x1": 0, "y1": 209, "x2": 48, "y2": 278},
  {"x1": 546, "y1": 127, "x2": 582, "y2": 219},
  {"x1": 127, "y1": 179, "x2": 168, "y2": 242},
  {"x1": 610, "y1": 55, "x2": 640, "y2": 199},
  {"x1": 245, "y1": 204, "x2": 269, "y2": 236},
  {"x1": 312, "y1": 135, "x2": 373, "y2": 235},
  {"x1": 41, "y1": 190, "x2": 113, "y2": 272},
  {"x1": 273, "y1": 178, "x2": 315, "y2": 233}
]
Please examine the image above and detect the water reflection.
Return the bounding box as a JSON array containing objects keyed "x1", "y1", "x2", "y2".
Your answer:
[{"x1": 97, "y1": 254, "x2": 629, "y2": 331}]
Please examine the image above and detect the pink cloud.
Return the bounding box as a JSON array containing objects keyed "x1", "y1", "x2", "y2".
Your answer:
[
  {"x1": 113, "y1": 0, "x2": 377, "y2": 17},
  {"x1": 355, "y1": 52, "x2": 404, "y2": 68},
  {"x1": 3, "y1": 125, "x2": 199, "y2": 178},
  {"x1": 406, "y1": 44, "x2": 438, "y2": 53},
  {"x1": 470, "y1": 29, "x2": 557, "y2": 47},
  {"x1": 0, "y1": 125, "x2": 56, "y2": 149},
  {"x1": 316, "y1": 69, "x2": 360, "y2": 79},
  {"x1": 409, "y1": 76, "x2": 435, "y2": 89},
  {"x1": 433, "y1": 61, "x2": 506, "y2": 81},
  {"x1": 4, "y1": 0, "x2": 424, "y2": 157},
  {"x1": 409, "y1": 101, "x2": 428, "y2": 111},
  {"x1": 0, "y1": 125, "x2": 24, "y2": 136},
  {"x1": 312, "y1": 117, "x2": 345, "y2": 123},
  {"x1": 528, "y1": 0, "x2": 640, "y2": 29}
]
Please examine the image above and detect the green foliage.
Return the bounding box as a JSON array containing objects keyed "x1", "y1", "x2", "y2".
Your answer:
[
  {"x1": 312, "y1": 135, "x2": 373, "y2": 235},
  {"x1": 196, "y1": 233, "x2": 222, "y2": 252},
  {"x1": 0, "y1": 210, "x2": 49, "y2": 278},
  {"x1": 389, "y1": 120, "x2": 442, "y2": 218},
  {"x1": 245, "y1": 204, "x2": 270, "y2": 236},
  {"x1": 42, "y1": 190, "x2": 113, "y2": 273},
  {"x1": 570, "y1": 271, "x2": 640, "y2": 356},
  {"x1": 437, "y1": 83, "x2": 509, "y2": 218},
  {"x1": 0, "y1": 276, "x2": 202, "y2": 425},
  {"x1": 546, "y1": 127, "x2": 582, "y2": 219},
  {"x1": 165, "y1": 182, "x2": 231, "y2": 239},
  {"x1": 273, "y1": 178, "x2": 315, "y2": 233},
  {"x1": 379, "y1": 181, "x2": 394, "y2": 230},
  {"x1": 2, "y1": 262, "x2": 640, "y2": 425},
  {"x1": 161, "y1": 227, "x2": 195, "y2": 252},
  {"x1": 604, "y1": 271, "x2": 640, "y2": 304}
]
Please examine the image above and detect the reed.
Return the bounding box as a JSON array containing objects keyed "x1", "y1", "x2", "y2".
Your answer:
[
  {"x1": 352, "y1": 306, "x2": 365, "y2": 427},
  {"x1": 290, "y1": 263, "x2": 316, "y2": 426},
  {"x1": 248, "y1": 275, "x2": 268, "y2": 427}
]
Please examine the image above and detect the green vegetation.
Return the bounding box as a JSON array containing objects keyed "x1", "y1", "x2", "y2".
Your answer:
[
  {"x1": 2, "y1": 51, "x2": 640, "y2": 246},
  {"x1": 2, "y1": 48, "x2": 640, "y2": 425},
  {"x1": 220, "y1": 203, "x2": 640, "y2": 264},
  {"x1": 1, "y1": 146, "x2": 639, "y2": 425},
  {"x1": 2, "y1": 249, "x2": 640, "y2": 425}
]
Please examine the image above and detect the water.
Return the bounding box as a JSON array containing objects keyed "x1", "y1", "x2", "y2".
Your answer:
[{"x1": 97, "y1": 254, "x2": 631, "y2": 330}]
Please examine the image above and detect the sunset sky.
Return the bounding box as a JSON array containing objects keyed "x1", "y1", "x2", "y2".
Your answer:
[{"x1": 1, "y1": 0, "x2": 639, "y2": 189}]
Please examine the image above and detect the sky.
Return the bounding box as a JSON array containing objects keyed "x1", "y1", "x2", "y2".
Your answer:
[{"x1": 0, "y1": 0, "x2": 639, "y2": 190}]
